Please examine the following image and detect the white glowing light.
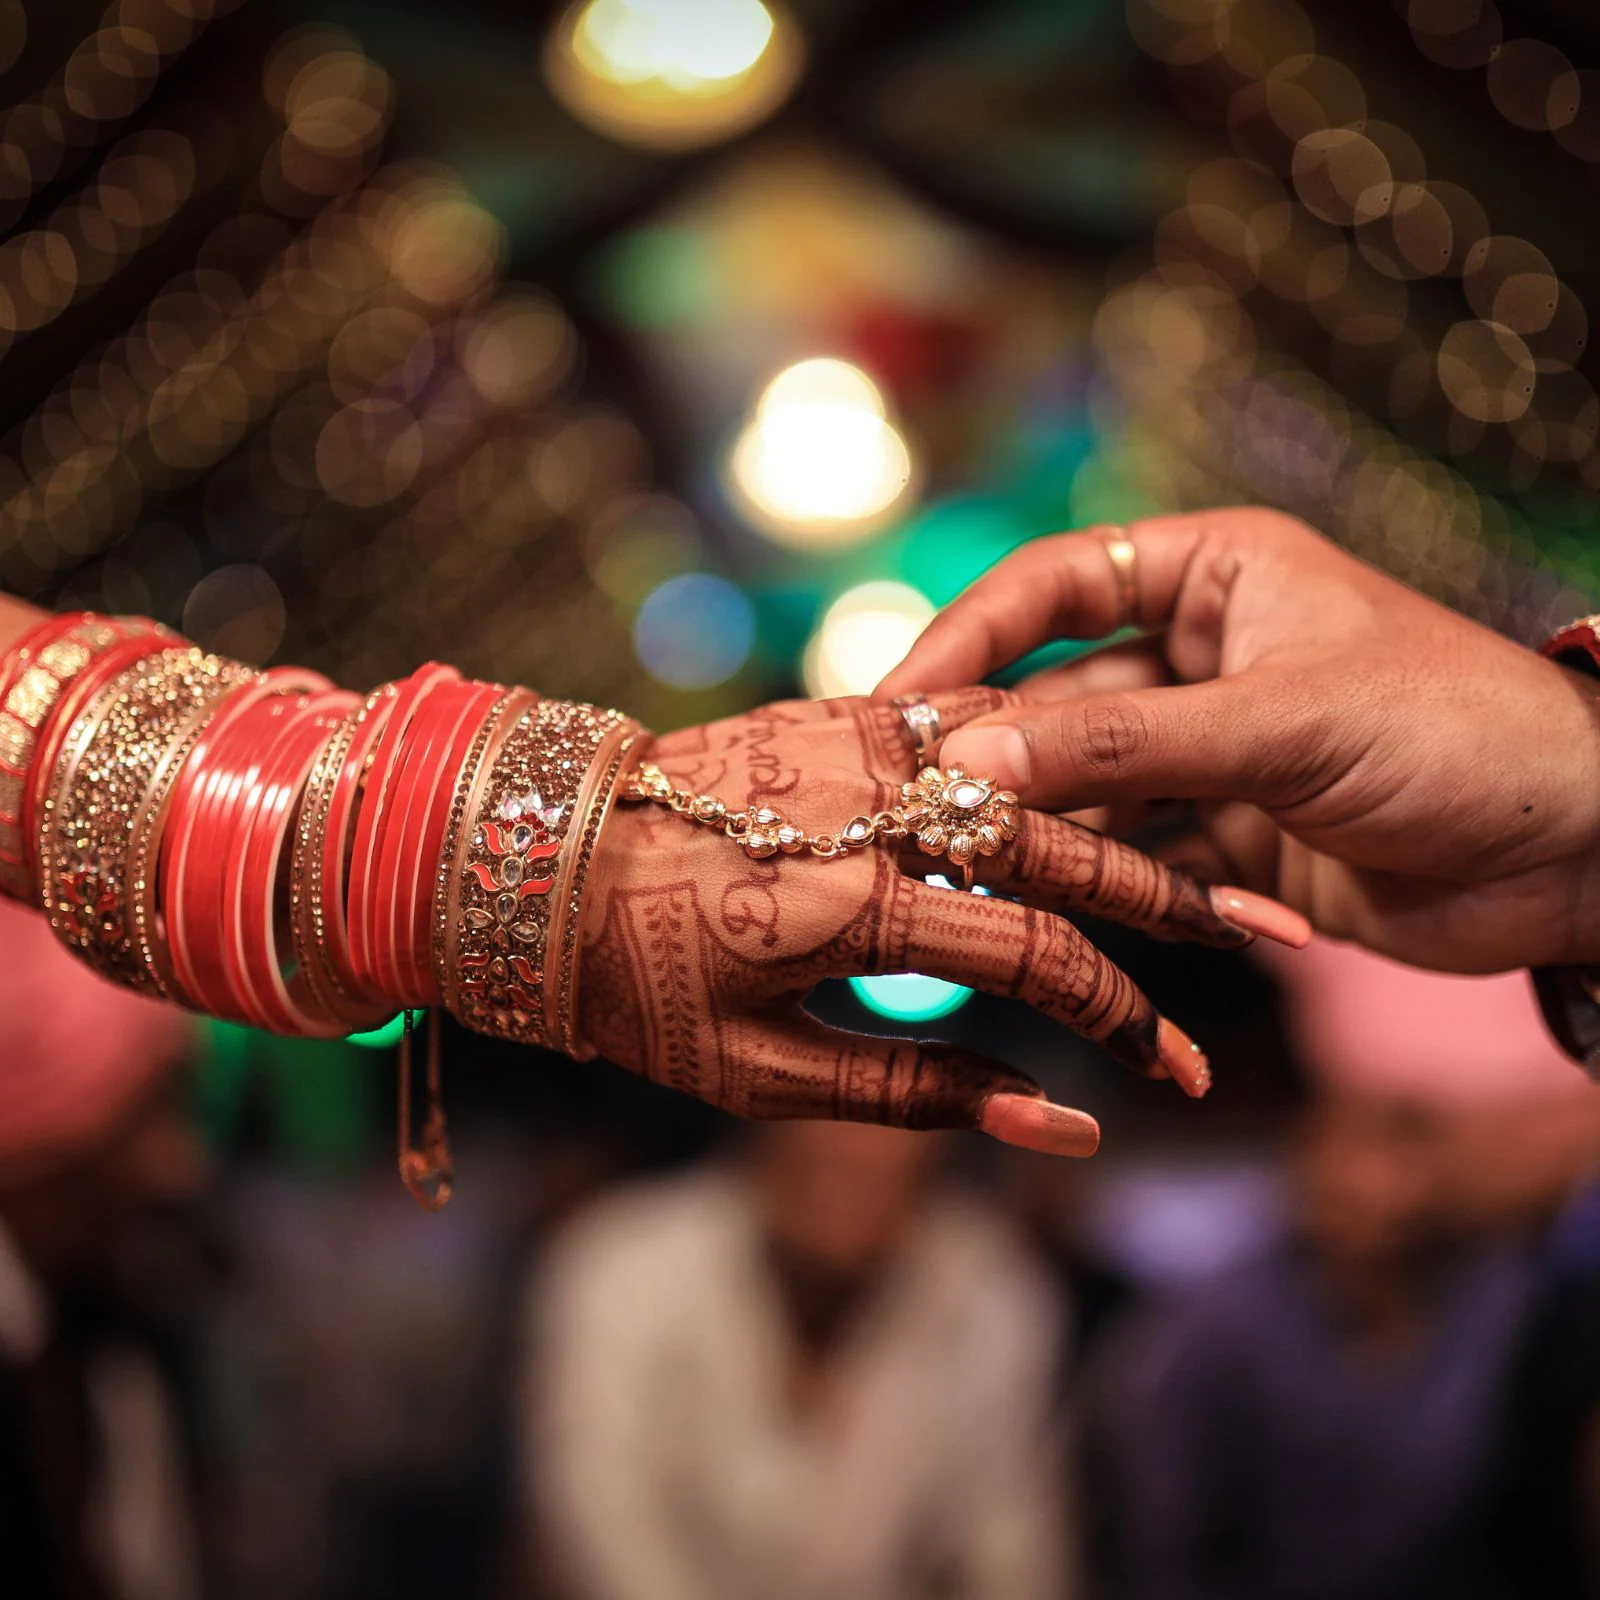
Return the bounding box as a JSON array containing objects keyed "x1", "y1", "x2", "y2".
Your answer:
[
  {"x1": 803, "y1": 581, "x2": 934, "y2": 699},
  {"x1": 758, "y1": 356, "x2": 886, "y2": 418},
  {"x1": 573, "y1": 0, "x2": 775, "y2": 92},
  {"x1": 730, "y1": 358, "x2": 915, "y2": 548},
  {"x1": 547, "y1": 0, "x2": 801, "y2": 151}
]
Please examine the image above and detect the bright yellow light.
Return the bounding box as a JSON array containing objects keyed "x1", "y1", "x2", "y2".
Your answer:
[
  {"x1": 758, "y1": 356, "x2": 886, "y2": 418},
  {"x1": 730, "y1": 358, "x2": 915, "y2": 548},
  {"x1": 803, "y1": 581, "x2": 934, "y2": 699},
  {"x1": 547, "y1": 0, "x2": 801, "y2": 151},
  {"x1": 574, "y1": 0, "x2": 774, "y2": 90}
]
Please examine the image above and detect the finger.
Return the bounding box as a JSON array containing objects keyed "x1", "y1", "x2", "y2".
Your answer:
[
  {"x1": 1150, "y1": 829, "x2": 1235, "y2": 885},
  {"x1": 863, "y1": 687, "x2": 1020, "y2": 777},
  {"x1": 966, "y1": 810, "x2": 1311, "y2": 950},
  {"x1": 727, "y1": 1014, "x2": 1101, "y2": 1158},
  {"x1": 939, "y1": 675, "x2": 1316, "y2": 814},
  {"x1": 875, "y1": 518, "x2": 1209, "y2": 699},
  {"x1": 886, "y1": 880, "x2": 1213, "y2": 1096},
  {"x1": 1012, "y1": 637, "x2": 1173, "y2": 704},
  {"x1": 1150, "y1": 803, "x2": 1290, "y2": 896}
]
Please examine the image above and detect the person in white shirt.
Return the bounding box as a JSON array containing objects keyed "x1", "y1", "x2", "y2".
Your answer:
[{"x1": 522, "y1": 1119, "x2": 1074, "y2": 1600}]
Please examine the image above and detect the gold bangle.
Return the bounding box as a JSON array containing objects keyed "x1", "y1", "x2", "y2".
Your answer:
[
  {"x1": 445, "y1": 698, "x2": 638, "y2": 1050},
  {"x1": 291, "y1": 698, "x2": 395, "y2": 1033},
  {"x1": 548, "y1": 724, "x2": 645, "y2": 1060},
  {"x1": 433, "y1": 686, "x2": 533, "y2": 1017},
  {"x1": 39, "y1": 646, "x2": 255, "y2": 995}
]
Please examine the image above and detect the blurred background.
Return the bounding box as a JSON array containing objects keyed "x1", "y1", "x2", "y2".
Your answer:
[{"x1": 3, "y1": 0, "x2": 1600, "y2": 1596}]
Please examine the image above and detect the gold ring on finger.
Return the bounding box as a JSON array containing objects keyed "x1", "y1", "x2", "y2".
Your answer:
[
  {"x1": 1099, "y1": 528, "x2": 1141, "y2": 630},
  {"x1": 891, "y1": 694, "x2": 943, "y2": 768}
]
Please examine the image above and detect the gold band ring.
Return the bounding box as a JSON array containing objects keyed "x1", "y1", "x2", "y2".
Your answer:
[{"x1": 1100, "y1": 530, "x2": 1141, "y2": 629}]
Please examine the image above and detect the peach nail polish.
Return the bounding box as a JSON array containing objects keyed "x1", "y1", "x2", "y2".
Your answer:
[
  {"x1": 1157, "y1": 1020, "x2": 1212, "y2": 1098},
  {"x1": 1211, "y1": 887, "x2": 1312, "y2": 949},
  {"x1": 980, "y1": 1094, "x2": 1101, "y2": 1157}
]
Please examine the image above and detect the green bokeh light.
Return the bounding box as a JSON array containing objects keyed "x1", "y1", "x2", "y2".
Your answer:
[
  {"x1": 849, "y1": 972, "x2": 973, "y2": 1023},
  {"x1": 347, "y1": 1013, "x2": 406, "y2": 1050}
]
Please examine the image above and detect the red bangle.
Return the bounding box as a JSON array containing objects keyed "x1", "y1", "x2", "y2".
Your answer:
[
  {"x1": 0, "y1": 614, "x2": 80, "y2": 701},
  {"x1": 319, "y1": 689, "x2": 395, "y2": 1003},
  {"x1": 376, "y1": 678, "x2": 494, "y2": 1006},
  {"x1": 371, "y1": 678, "x2": 464, "y2": 1003},
  {"x1": 347, "y1": 665, "x2": 459, "y2": 997},
  {"x1": 178, "y1": 691, "x2": 304, "y2": 1021},
  {"x1": 1535, "y1": 614, "x2": 1600, "y2": 1075},
  {"x1": 163, "y1": 670, "x2": 325, "y2": 1013},
  {"x1": 230, "y1": 690, "x2": 355, "y2": 1034},
  {"x1": 1545, "y1": 615, "x2": 1600, "y2": 676},
  {"x1": 0, "y1": 614, "x2": 92, "y2": 887}
]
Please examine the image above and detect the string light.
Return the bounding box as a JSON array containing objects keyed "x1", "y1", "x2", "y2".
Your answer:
[
  {"x1": 0, "y1": 0, "x2": 219, "y2": 234},
  {"x1": 545, "y1": 0, "x2": 804, "y2": 151},
  {"x1": 1127, "y1": 0, "x2": 1599, "y2": 494}
]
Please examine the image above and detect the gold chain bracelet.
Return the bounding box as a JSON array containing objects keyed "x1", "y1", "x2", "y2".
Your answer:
[{"x1": 622, "y1": 761, "x2": 1021, "y2": 880}]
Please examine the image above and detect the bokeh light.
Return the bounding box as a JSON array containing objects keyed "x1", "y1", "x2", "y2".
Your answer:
[
  {"x1": 346, "y1": 1013, "x2": 405, "y2": 1049},
  {"x1": 730, "y1": 358, "x2": 916, "y2": 548},
  {"x1": 633, "y1": 572, "x2": 756, "y2": 689},
  {"x1": 848, "y1": 973, "x2": 973, "y2": 1024},
  {"x1": 182, "y1": 563, "x2": 288, "y2": 662},
  {"x1": 576, "y1": 0, "x2": 773, "y2": 87},
  {"x1": 545, "y1": 0, "x2": 804, "y2": 151},
  {"x1": 802, "y1": 581, "x2": 933, "y2": 699}
]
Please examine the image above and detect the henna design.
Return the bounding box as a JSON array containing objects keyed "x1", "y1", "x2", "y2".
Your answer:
[
  {"x1": 577, "y1": 691, "x2": 1227, "y2": 1134},
  {"x1": 979, "y1": 811, "x2": 1251, "y2": 948},
  {"x1": 718, "y1": 864, "x2": 784, "y2": 947}
]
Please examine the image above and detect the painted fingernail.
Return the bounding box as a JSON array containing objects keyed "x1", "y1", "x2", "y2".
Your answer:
[
  {"x1": 940, "y1": 725, "x2": 1031, "y2": 792},
  {"x1": 980, "y1": 1094, "x2": 1101, "y2": 1157},
  {"x1": 1157, "y1": 1020, "x2": 1212, "y2": 1098},
  {"x1": 1211, "y1": 887, "x2": 1313, "y2": 949}
]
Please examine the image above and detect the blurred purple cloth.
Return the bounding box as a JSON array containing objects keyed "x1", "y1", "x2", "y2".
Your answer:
[{"x1": 1102, "y1": 1243, "x2": 1536, "y2": 1600}]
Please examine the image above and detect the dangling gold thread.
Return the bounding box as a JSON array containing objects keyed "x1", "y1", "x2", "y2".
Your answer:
[{"x1": 398, "y1": 1008, "x2": 453, "y2": 1211}]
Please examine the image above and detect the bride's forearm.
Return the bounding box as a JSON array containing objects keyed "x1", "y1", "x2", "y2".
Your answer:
[{"x1": 0, "y1": 605, "x2": 643, "y2": 1052}]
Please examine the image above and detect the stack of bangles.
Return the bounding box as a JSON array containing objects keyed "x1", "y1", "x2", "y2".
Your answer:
[{"x1": 0, "y1": 613, "x2": 646, "y2": 1207}]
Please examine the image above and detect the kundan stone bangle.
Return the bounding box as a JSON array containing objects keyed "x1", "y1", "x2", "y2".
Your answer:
[
  {"x1": 38, "y1": 645, "x2": 257, "y2": 995},
  {"x1": 444, "y1": 697, "x2": 641, "y2": 1049}
]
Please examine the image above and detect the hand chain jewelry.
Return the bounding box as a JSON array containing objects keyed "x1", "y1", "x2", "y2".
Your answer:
[{"x1": 623, "y1": 761, "x2": 1022, "y2": 885}]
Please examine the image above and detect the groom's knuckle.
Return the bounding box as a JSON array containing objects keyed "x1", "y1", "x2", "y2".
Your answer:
[{"x1": 1068, "y1": 695, "x2": 1151, "y2": 779}]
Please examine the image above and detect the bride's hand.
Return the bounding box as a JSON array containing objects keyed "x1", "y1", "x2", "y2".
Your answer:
[{"x1": 579, "y1": 691, "x2": 1309, "y2": 1156}]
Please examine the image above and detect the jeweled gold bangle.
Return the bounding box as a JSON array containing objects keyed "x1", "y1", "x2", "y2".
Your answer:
[
  {"x1": 38, "y1": 645, "x2": 255, "y2": 995},
  {"x1": 445, "y1": 698, "x2": 635, "y2": 1049},
  {"x1": 547, "y1": 724, "x2": 645, "y2": 1059},
  {"x1": 432, "y1": 687, "x2": 531, "y2": 1015},
  {"x1": 0, "y1": 616, "x2": 167, "y2": 902}
]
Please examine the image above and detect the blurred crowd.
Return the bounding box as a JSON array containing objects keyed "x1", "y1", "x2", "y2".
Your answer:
[{"x1": 3, "y1": 892, "x2": 1600, "y2": 1600}]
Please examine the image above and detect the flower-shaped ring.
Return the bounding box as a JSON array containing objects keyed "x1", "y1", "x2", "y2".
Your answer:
[{"x1": 898, "y1": 765, "x2": 1021, "y2": 885}]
